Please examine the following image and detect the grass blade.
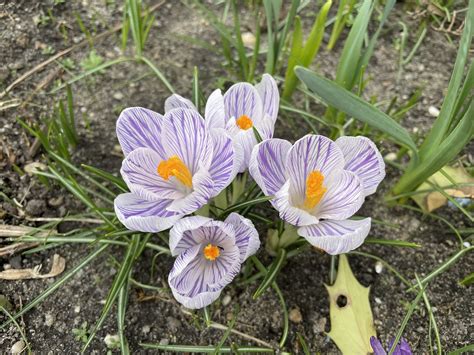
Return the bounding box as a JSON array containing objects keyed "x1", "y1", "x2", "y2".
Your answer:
[
  {"x1": 295, "y1": 67, "x2": 417, "y2": 151},
  {"x1": 253, "y1": 249, "x2": 287, "y2": 299}
]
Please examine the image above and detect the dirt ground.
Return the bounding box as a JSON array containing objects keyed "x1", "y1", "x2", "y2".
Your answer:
[{"x1": 0, "y1": 0, "x2": 472, "y2": 353}]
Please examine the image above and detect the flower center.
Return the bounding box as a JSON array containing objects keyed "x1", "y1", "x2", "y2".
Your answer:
[
  {"x1": 304, "y1": 171, "x2": 327, "y2": 210},
  {"x1": 236, "y1": 115, "x2": 253, "y2": 130},
  {"x1": 203, "y1": 243, "x2": 220, "y2": 261},
  {"x1": 157, "y1": 156, "x2": 193, "y2": 187}
]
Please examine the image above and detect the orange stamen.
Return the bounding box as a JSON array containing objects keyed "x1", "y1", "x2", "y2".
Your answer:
[
  {"x1": 157, "y1": 156, "x2": 193, "y2": 188},
  {"x1": 203, "y1": 244, "x2": 220, "y2": 261},
  {"x1": 304, "y1": 171, "x2": 327, "y2": 210},
  {"x1": 236, "y1": 115, "x2": 253, "y2": 130}
]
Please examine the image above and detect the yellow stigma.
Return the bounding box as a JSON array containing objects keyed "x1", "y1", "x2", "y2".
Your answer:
[
  {"x1": 203, "y1": 244, "x2": 220, "y2": 261},
  {"x1": 236, "y1": 115, "x2": 253, "y2": 130},
  {"x1": 157, "y1": 156, "x2": 193, "y2": 188},
  {"x1": 304, "y1": 171, "x2": 327, "y2": 210}
]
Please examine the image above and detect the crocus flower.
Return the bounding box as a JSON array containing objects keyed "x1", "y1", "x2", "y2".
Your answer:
[
  {"x1": 114, "y1": 106, "x2": 241, "y2": 232},
  {"x1": 165, "y1": 74, "x2": 279, "y2": 172},
  {"x1": 168, "y1": 213, "x2": 260, "y2": 309},
  {"x1": 249, "y1": 134, "x2": 385, "y2": 254},
  {"x1": 370, "y1": 336, "x2": 412, "y2": 355}
]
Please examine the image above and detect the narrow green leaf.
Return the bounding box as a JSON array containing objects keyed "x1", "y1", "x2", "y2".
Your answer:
[
  {"x1": 459, "y1": 272, "x2": 474, "y2": 287},
  {"x1": 253, "y1": 249, "x2": 287, "y2": 299},
  {"x1": 220, "y1": 195, "x2": 274, "y2": 216},
  {"x1": 81, "y1": 164, "x2": 128, "y2": 192},
  {"x1": 295, "y1": 67, "x2": 417, "y2": 151},
  {"x1": 139, "y1": 344, "x2": 274, "y2": 353},
  {"x1": 139, "y1": 56, "x2": 175, "y2": 93},
  {"x1": 364, "y1": 238, "x2": 421, "y2": 248}
]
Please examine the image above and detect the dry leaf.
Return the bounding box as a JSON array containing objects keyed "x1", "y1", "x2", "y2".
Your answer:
[
  {"x1": 0, "y1": 224, "x2": 57, "y2": 238},
  {"x1": 326, "y1": 254, "x2": 376, "y2": 354},
  {"x1": 412, "y1": 166, "x2": 474, "y2": 212},
  {"x1": 0, "y1": 254, "x2": 65, "y2": 280}
]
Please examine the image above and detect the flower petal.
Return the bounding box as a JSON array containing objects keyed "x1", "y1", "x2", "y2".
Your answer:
[
  {"x1": 287, "y1": 135, "x2": 345, "y2": 201},
  {"x1": 313, "y1": 170, "x2": 364, "y2": 220},
  {"x1": 225, "y1": 122, "x2": 258, "y2": 173},
  {"x1": 255, "y1": 74, "x2": 279, "y2": 123},
  {"x1": 208, "y1": 129, "x2": 240, "y2": 195},
  {"x1": 205, "y1": 89, "x2": 226, "y2": 129},
  {"x1": 120, "y1": 147, "x2": 183, "y2": 201},
  {"x1": 298, "y1": 218, "x2": 371, "y2": 255},
  {"x1": 166, "y1": 167, "x2": 215, "y2": 214},
  {"x1": 114, "y1": 193, "x2": 182, "y2": 232},
  {"x1": 116, "y1": 107, "x2": 166, "y2": 157},
  {"x1": 164, "y1": 94, "x2": 196, "y2": 112},
  {"x1": 162, "y1": 108, "x2": 213, "y2": 173},
  {"x1": 224, "y1": 213, "x2": 260, "y2": 262},
  {"x1": 249, "y1": 138, "x2": 291, "y2": 196},
  {"x1": 223, "y1": 82, "x2": 263, "y2": 125},
  {"x1": 274, "y1": 181, "x2": 319, "y2": 226},
  {"x1": 254, "y1": 114, "x2": 275, "y2": 140},
  {"x1": 370, "y1": 337, "x2": 387, "y2": 355},
  {"x1": 336, "y1": 136, "x2": 385, "y2": 196}
]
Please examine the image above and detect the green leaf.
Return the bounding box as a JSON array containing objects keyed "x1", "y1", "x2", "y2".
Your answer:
[
  {"x1": 295, "y1": 67, "x2": 417, "y2": 151},
  {"x1": 253, "y1": 248, "x2": 287, "y2": 299},
  {"x1": 326, "y1": 254, "x2": 376, "y2": 353}
]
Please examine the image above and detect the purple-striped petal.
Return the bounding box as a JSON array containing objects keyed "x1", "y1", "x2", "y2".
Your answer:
[
  {"x1": 249, "y1": 138, "x2": 291, "y2": 196},
  {"x1": 223, "y1": 83, "x2": 263, "y2": 125},
  {"x1": 224, "y1": 213, "x2": 260, "y2": 262},
  {"x1": 162, "y1": 108, "x2": 213, "y2": 174},
  {"x1": 168, "y1": 239, "x2": 241, "y2": 309},
  {"x1": 255, "y1": 74, "x2": 279, "y2": 123},
  {"x1": 205, "y1": 89, "x2": 226, "y2": 129},
  {"x1": 116, "y1": 107, "x2": 166, "y2": 157},
  {"x1": 298, "y1": 218, "x2": 371, "y2": 255},
  {"x1": 169, "y1": 216, "x2": 235, "y2": 257},
  {"x1": 370, "y1": 337, "x2": 387, "y2": 355},
  {"x1": 114, "y1": 193, "x2": 182, "y2": 232},
  {"x1": 167, "y1": 167, "x2": 215, "y2": 214},
  {"x1": 164, "y1": 94, "x2": 196, "y2": 112},
  {"x1": 208, "y1": 129, "x2": 240, "y2": 195},
  {"x1": 274, "y1": 181, "x2": 319, "y2": 226},
  {"x1": 254, "y1": 114, "x2": 276, "y2": 140},
  {"x1": 313, "y1": 170, "x2": 364, "y2": 220},
  {"x1": 225, "y1": 124, "x2": 258, "y2": 173},
  {"x1": 120, "y1": 147, "x2": 183, "y2": 201},
  {"x1": 287, "y1": 135, "x2": 345, "y2": 201},
  {"x1": 336, "y1": 136, "x2": 385, "y2": 196}
]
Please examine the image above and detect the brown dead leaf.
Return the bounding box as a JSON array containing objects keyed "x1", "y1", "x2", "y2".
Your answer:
[{"x1": 0, "y1": 254, "x2": 65, "y2": 280}]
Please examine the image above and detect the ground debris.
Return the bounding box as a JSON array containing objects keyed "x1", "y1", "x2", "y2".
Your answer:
[{"x1": 0, "y1": 254, "x2": 65, "y2": 280}]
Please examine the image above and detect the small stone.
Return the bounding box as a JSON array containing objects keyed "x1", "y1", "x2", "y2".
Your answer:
[
  {"x1": 45, "y1": 313, "x2": 54, "y2": 326},
  {"x1": 463, "y1": 241, "x2": 471, "y2": 248},
  {"x1": 142, "y1": 325, "x2": 151, "y2": 334},
  {"x1": 241, "y1": 32, "x2": 256, "y2": 48},
  {"x1": 11, "y1": 340, "x2": 25, "y2": 354},
  {"x1": 384, "y1": 152, "x2": 397, "y2": 161},
  {"x1": 48, "y1": 196, "x2": 64, "y2": 207},
  {"x1": 113, "y1": 92, "x2": 124, "y2": 100},
  {"x1": 74, "y1": 305, "x2": 81, "y2": 313},
  {"x1": 159, "y1": 338, "x2": 170, "y2": 346},
  {"x1": 375, "y1": 297, "x2": 382, "y2": 304},
  {"x1": 375, "y1": 261, "x2": 383, "y2": 274},
  {"x1": 104, "y1": 334, "x2": 120, "y2": 349},
  {"x1": 222, "y1": 294, "x2": 231, "y2": 307},
  {"x1": 428, "y1": 106, "x2": 440, "y2": 117},
  {"x1": 289, "y1": 307, "x2": 303, "y2": 323},
  {"x1": 166, "y1": 316, "x2": 181, "y2": 332},
  {"x1": 25, "y1": 199, "x2": 46, "y2": 216}
]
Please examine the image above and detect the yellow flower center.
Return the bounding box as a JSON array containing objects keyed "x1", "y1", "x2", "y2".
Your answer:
[
  {"x1": 157, "y1": 156, "x2": 193, "y2": 188},
  {"x1": 304, "y1": 171, "x2": 327, "y2": 210},
  {"x1": 203, "y1": 243, "x2": 220, "y2": 261},
  {"x1": 236, "y1": 115, "x2": 253, "y2": 130}
]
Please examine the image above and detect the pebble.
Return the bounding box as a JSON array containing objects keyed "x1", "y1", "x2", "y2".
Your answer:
[
  {"x1": 11, "y1": 340, "x2": 25, "y2": 354},
  {"x1": 159, "y1": 338, "x2": 170, "y2": 346},
  {"x1": 104, "y1": 334, "x2": 120, "y2": 349},
  {"x1": 463, "y1": 241, "x2": 471, "y2": 248},
  {"x1": 166, "y1": 316, "x2": 181, "y2": 332},
  {"x1": 375, "y1": 261, "x2": 383, "y2": 274},
  {"x1": 25, "y1": 199, "x2": 46, "y2": 216},
  {"x1": 289, "y1": 307, "x2": 303, "y2": 323},
  {"x1": 45, "y1": 313, "x2": 54, "y2": 326},
  {"x1": 113, "y1": 92, "x2": 124, "y2": 100},
  {"x1": 222, "y1": 294, "x2": 231, "y2": 307},
  {"x1": 48, "y1": 196, "x2": 64, "y2": 207},
  {"x1": 74, "y1": 305, "x2": 81, "y2": 313},
  {"x1": 384, "y1": 152, "x2": 397, "y2": 161},
  {"x1": 142, "y1": 325, "x2": 151, "y2": 334},
  {"x1": 375, "y1": 297, "x2": 382, "y2": 304},
  {"x1": 428, "y1": 106, "x2": 440, "y2": 117}
]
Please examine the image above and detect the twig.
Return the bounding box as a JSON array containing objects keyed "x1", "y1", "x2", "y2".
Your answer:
[{"x1": 0, "y1": 0, "x2": 166, "y2": 99}]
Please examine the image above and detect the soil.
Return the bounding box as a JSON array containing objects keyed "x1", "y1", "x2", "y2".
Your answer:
[{"x1": 0, "y1": 0, "x2": 472, "y2": 354}]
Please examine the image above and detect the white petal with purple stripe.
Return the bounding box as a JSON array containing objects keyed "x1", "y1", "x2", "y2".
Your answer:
[
  {"x1": 223, "y1": 83, "x2": 263, "y2": 126},
  {"x1": 255, "y1": 74, "x2": 279, "y2": 123},
  {"x1": 336, "y1": 136, "x2": 385, "y2": 196},
  {"x1": 224, "y1": 213, "x2": 260, "y2": 262},
  {"x1": 298, "y1": 218, "x2": 371, "y2": 255},
  {"x1": 164, "y1": 94, "x2": 196, "y2": 112},
  {"x1": 205, "y1": 89, "x2": 226, "y2": 129}
]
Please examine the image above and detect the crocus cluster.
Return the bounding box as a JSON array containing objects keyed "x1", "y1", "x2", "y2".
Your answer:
[{"x1": 114, "y1": 74, "x2": 385, "y2": 308}]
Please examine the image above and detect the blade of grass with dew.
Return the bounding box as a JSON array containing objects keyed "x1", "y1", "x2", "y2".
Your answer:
[
  {"x1": 0, "y1": 244, "x2": 109, "y2": 330},
  {"x1": 295, "y1": 67, "x2": 417, "y2": 151},
  {"x1": 82, "y1": 235, "x2": 140, "y2": 352},
  {"x1": 253, "y1": 249, "x2": 287, "y2": 299},
  {"x1": 418, "y1": 0, "x2": 473, "y2": 158}
]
